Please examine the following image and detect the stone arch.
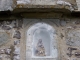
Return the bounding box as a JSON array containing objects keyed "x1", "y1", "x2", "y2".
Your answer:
[{"x1": 26, "y1": 21, "x2": 58, "y2": 60}]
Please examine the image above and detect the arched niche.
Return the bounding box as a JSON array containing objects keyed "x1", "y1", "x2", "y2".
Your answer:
[{"x1": 26, "y1": 22, "x2": 58, "y2": 59}]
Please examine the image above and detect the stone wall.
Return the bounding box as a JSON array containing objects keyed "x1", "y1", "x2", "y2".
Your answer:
[{"x1": 0, "y1": 18, "x2": 80, "y2": 60}]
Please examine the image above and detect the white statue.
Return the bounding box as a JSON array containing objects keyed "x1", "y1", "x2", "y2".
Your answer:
[{"x1": 35, "y1": 39, "x2": 46, "y2": 56}]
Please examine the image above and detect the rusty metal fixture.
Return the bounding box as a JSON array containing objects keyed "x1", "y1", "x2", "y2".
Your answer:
[{"x1": 1, "y1": 21, "x2": 13, "y2": 30}]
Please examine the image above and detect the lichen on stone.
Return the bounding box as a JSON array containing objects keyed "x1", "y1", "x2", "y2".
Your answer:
[
  {"x1": 56, "y1": 1, "x2": 74, "y2": 11},
  {"x1": 0, "y1": 0, "x2": 14, "y2": 11},
  {"x1": 0, "y1": 32, "x2": 10, "y2": 46}
]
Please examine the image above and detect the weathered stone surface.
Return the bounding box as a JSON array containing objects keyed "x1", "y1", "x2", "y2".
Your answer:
[
  {"x1": 14, "y1": 40, "x2": 20, "y2": 45},
  {"x1": 0, "y1": 0, "x2": 14, "y2": 11},
  {"x1": 13, "y1": 46, "x2": 20, "y2": 60},
  {"x1": 13, "y1": 31, "x2": 21, "y2": 39},
  {"x1": 60, "y1": 20, "x2": 66, "y2": 26},
  {"x1": 2, "y1": 25, "x2": 12, "y2": 30},
  {"x1": 5, "y1": 48, "x2": 11, "y2": 55},
  {"x1": 76, "y1": 0, "x2": 80, "y2": 11},
  {"x1": 0, "y1": 32, "x2": 10, "y2": 46},
  {"x1": 66, "y1": 29, "x2": 80, "y2": 46},
  {"x1": 1, "y1": 21, "x2": 17, "y2": 30}
]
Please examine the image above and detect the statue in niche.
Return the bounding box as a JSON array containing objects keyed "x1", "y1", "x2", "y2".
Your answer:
[{"x1": 35, "y1": 39, "x2": 46, "y2": 56}]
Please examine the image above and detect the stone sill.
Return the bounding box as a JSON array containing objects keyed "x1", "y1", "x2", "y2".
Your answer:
[
  {"x1": 14, "y1": 0, "x2": 78, "y2": 12},
  {"x1": 0, "y1": 0, "x2": 78, "y2": 12},
  {"x1": 15, "y1": 5, "x2": 74, "y2": 11}
]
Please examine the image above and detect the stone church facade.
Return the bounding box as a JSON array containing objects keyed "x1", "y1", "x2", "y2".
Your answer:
[{"x1": 0, "y1": 0, "x2": 80, "y2": 60}]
